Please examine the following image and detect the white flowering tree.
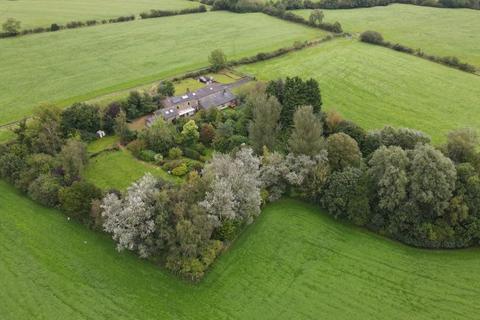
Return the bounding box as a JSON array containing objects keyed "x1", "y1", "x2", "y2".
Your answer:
[
  {"x1": 200, "y1": 147, "x2": 261, "y2": 225},
  {"x1": 101, "y1": 173, "x2": 158, "y2": 258}
]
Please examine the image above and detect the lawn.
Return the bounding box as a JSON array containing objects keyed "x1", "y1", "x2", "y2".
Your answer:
[
  {"x1": 0, "y1": 0, "x2": 200, "y2": 29},
  {"x1": 294, "y1": 4, "x2": 480, "y2": 67},
  {"x1": 0, "y1": 12, "x2": 326, "y2": 125},
  {"x1": 86, "y1": 136, "x2": 120, "y2": 154},
  {"x1": 1, "y1": 181, "x2": 479, "y2": 319},
  {"x1": 84, "y1": 149, "x2": 180, "y2": 190},
  {"x1": 238, "y1": 38, "x2": 480, "y2": 143}
]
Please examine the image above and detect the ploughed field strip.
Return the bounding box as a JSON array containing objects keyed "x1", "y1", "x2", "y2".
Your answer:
[
  {"x1": 0, "y1": 0, "x2": 200, "y2": 28},
  {"x1": 238, "y1": 38, "x2": 480, "y2": 143},
  {"x1": 1, "y1": 182, "x2": 479, "y2": 319},
  {"x1": 0, "y1": 11, "x2": 326, "y2": 126},
  {"x1": 294, "y1": 4, "x2": 480, "y2": 67}
]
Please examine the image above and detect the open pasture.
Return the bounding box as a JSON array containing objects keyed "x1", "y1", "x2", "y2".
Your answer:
[
  {"x1": 295, "y1": 4, "x2": 480, "y2": 67},
  {"x1": 0, "y1": 12, "x2": 326, "y2": 125},
  {"x1": 238, "y1": 38, "x2": 480, "y2": 143},
  {"x1": 1, "y1": 182, "x2": 479, "y2": 319},
  {"x1": 0, "y1": 0, "x2": 200, "y2": 28}
]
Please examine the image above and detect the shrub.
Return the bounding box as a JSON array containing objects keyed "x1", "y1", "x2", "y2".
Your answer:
[
  {"x1": 50, "y1": 23, "x2": 61, "y2": 31},
  {"x1": 172, "y1": 163, "x2": 188, "y2": 176},
  {"x1": 168, "y1": 147, "x2": 183, "y2": 159},
  {"x1": 360, "y1": 30, "x2": 384, "y2": 45},
  {"x1": 183, "y1": 148, "x2": 201, "y2": 160},
  {"x1": 59, "y1": 181, "x2": 103, "y2": 222},
  {"x1": 139, "y1": 150, "x2": 156, "y2": 162},
  {"x1": 28, "y1": 174, "x2": 61, "y2": 207},
  {"x1": 127, "y1": 139, "x2": 146, "y2": 158},
  {"x1": 2, "y1": 18, "x2": 21, "y2": 35}
]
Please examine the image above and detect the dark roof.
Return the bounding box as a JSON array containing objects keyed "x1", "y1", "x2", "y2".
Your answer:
[
  {"x1": 199, "y1": 90, "x2": 236, "y2": 110},
  {"x1": 162, "y1": 83, "x2": 227, "y2": 108},
  {"x1": 155, "y1": 107, "x2": 178, "y2": 120}
]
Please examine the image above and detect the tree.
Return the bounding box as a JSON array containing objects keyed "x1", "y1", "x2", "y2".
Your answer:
[
  {"x1": 208, "y1": 49, "x2": 227, "y2": 72},
  {"x1": 124, "y1": 91, "x2": 155, "y2": 119},
  {"x1": 2, "y1": 18, "x2": 21, "y2": 35},
  {"x1": 200, "y1": 147, "x2": 262, "y2": 225},
  {"x1": 322, "y1": 167, "x2": 365, "y2": 220},
  {"x1": 260, "y1": 150, "x2": 290, "y2": 201},
  {"x1": 59, "y1": 181, "x2": 102, "y2": 222},
  {"x1": 101, "y1": 174, "x2": 158, "y2": 258},
  {"x1": 114, "y1": 110, "x2": 134, "y2": 145},
  {"x1": 181, "y1": 120, "x2": 200, "y2": 145},
  {"x1": 326, "y1": 133, "x2": 362, "y2": 171},
  {"x1": 59, "y1": 139, "x2": 88, "y2": 185},
  {"x1": 140, "y1": 118, "x2": 176, "y2": 154},
  {"x1": 367, "y1": 146, "x2": 409, "y2": 213},
  {"x1": 360, "y1": 31, "x2": 384, "y2": 44},
  {"x1": 102, "y1": 102, "x2": 122, "y2": 133},
  {"x1": 288, "y1": 105, "x2": 324, "y2": 156},
  {"x1": 26, "y1": 105, "x2": 64, "y2": 155},
  {"x1": 409, "y1": 144, "x2": 457, "y2": 217},
  {"x1": 445, "y1": 128, "x2": 478, "y2": 163},
  {"x1": 248, "y1": 93, "x2": 282, "y2": 154},
  {"x1": 61, "y1": 102, "x2": 101, "y2": 139},
  {"x1": 28, "y1": 174, "x2": 61, "y2": 207},
  {"x1": 375, "y1": 126, "x2": 430, "y2": 150},
  {"x1": 284, "y1": 151, "x2": 330, "y2": 201},
  {"x1": 158, "y1": 80, "x2": 175, "y2": 97},
  {"x1": 267, "y1": 77, "x2": 322, "y2": 126},
  {"x1": 308, "y1": 9, "x2": 324, "y2": 25},
  {"x1": 200, "y1": 123, "x2": 216, "y2": 145}
]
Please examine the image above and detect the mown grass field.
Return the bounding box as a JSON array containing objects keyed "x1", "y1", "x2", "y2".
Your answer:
[
  {"x1": 295, "y1": 4, "x2": 480, "y2": 67},
  {"x1": 1, "y1": 181, "x2": 479, "y2": 319},
  {"x1": 239, "y1": 38, "x2": 480, "y2": 143},
  {"x1": 0, "y1": 0, "x2": 200, "y2": 28},
  {"x1": 0, "y1": 12, "x2": 326, "y2": 126},
  {"x1": 84, "y1": 149, "x2": 181, "y2": 190}
]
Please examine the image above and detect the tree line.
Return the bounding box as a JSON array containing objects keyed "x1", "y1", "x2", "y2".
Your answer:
[
  {"x1": 200, "y1": 0, "x2": 479, "y2": 13},
  {"x1": 360, "y1": 30, "x2": 477, "y2": 74}
]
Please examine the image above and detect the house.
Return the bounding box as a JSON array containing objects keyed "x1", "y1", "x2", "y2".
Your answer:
[{"x1": 147, "y1": 83, "x2": 237, "y2": 125}]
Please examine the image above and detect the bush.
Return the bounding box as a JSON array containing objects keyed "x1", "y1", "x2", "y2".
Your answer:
[
  {"x1": 183, "y1": 148, "x2": 201, "y2": 160},
  {"x1": 28, "y1": 174, "x2": 61, "y2": 207},
  {"x1": 59, "y1": 181, "x2": 103, "y2": 222},
  {"x1": 172, "y1": 163, "x2": 188, "y2": 176},
  {"x1": 168, "y1": 147, "x2": 183, "y2": 159},
  {"x1": 127, "y1": 139, "x2": 146, "y2": 158},
  {"x1": 360, "y1": 30, "x2": 384, "y2": 44},
  {"x1": 139, "y1": 150, "x2": 156, "y2": 162}
]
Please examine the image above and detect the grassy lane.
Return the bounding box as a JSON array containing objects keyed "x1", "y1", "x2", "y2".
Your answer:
[
  {"x1": 0, "y1": 0, "x2": 200, "y2": 28},
  {"x1": 1, "y1": 181, "x2": 480, "y2": 319},
  {"x1": 0, "y1": 12, "x2": 325, "y2": 126},
  {"x1": 294, "y1": 4, "x2": 480, "y2": 67},
  {"x1": 238, "y1": 38, "x2": 480, "y2": 143}
]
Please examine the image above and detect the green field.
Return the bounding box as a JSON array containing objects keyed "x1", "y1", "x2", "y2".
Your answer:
[
  {"x1": 0, "y1": 12, "x2": 326, "y2": 126},
  {"x1": 1, "y1": 181, "x2": 479, "y2": 319},
  {"x1": 238, "y1": 38, "x2": 480, "y2": 143},
  {"x1": 84, "y1": 149, "x2": 180, "y2": 190},
  {"x1": 0, "y1": 0, "x2": 200, "y2": 29},
  {"x1": 295, "y1": 4, "x2": 480, "y2": 67}
]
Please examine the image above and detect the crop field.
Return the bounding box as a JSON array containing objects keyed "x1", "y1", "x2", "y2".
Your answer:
[
  {"x1": 1, "y1": 182, "x2": 479, "y2": 319},
  {"x1": 0, "y1": 0, "x2": 200, "y2": 29},
  {"x1": 0, "y1": 12, "x2": 326, "y2": 126},
  {"x1": 84, "y1": 149, "x2": 180, "y2": 190},
  {"x1": 238, "y1": 38, "x2": 480, "y2": 143},
  {"x1": 295, "y1": 4, "x2": 480, "y2": 67}
]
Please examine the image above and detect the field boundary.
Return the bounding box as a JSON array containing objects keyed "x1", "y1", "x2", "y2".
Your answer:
[
  {"x1": 0, "y1": 5, "x2": 208, "y2": 39},
  {"x1": 359, "y1": 32, "x2": 479, "y2": 75}
]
